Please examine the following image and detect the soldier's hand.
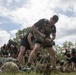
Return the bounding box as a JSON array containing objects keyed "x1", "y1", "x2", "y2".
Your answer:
[
  {"x1": 45, "y1": 38, "x2": 50, "y2": 43},
  {"x1": 40, "y1": 33, "x2": 46, "y2": 38},
  {"x1": 30, "y1": 45, "x2": 34, "y2": 49}
]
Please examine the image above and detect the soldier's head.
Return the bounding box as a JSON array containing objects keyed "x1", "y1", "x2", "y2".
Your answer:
[{"x1": 50, "y1": 15, "x2": 59, "y2": 25}]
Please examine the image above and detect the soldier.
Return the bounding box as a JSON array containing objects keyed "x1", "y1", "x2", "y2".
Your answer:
[{"x1": 28, "y1": 15, "x2": 59, "y2": 71}]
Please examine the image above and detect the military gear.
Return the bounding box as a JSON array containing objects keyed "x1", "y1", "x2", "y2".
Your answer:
[{"x1": 34, "y1": 34, "x2": 55, "y2": 46}]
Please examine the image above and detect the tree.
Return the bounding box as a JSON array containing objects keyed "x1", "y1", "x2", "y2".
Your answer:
[
  {"x1": 13, "y1": 27, "x2": 31, "y2": 44},
  {"x1": 62, "y1": 41, "x2": 74, "y2": 50},
  {"x1": 54, "y1": 41, "x2": 75, "y2": 60}
]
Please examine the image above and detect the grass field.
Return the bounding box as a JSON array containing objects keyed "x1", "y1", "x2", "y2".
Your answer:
[{"x1": 1, "y1": 71, "x2": 76, "y2": 75}]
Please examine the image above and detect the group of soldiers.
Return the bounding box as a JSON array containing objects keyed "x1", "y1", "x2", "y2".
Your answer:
[
  {"x1": 2, "y1": 15, "x2": 76, "y2": 74},
  {"x1": 0, "y1": 15, "x2": 59, "y2": 74},
  {"x1": 0, "y1": 15, "x2": 76, "y2": 74},
  {"x1": 18, "y1": 15, "x2": 59, "y2": 70}
]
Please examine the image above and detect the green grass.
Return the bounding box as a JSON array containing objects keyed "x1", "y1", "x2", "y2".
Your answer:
[{"x1": 1, "y1": 71, "x2": 76, "y2": 75}]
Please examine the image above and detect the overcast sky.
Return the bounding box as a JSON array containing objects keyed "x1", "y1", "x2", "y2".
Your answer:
[{"x1": 0, "y1": 0, "x2": 76, "y2": 47}]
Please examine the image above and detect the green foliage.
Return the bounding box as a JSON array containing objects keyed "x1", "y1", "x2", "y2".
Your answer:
[
  {"x1": 13, "y1": 27, "x2": 31, "y2": 44},
  {"x1": 54, "y1": 41, "x2": 75, "y2": 61},
  {"x1": 1, "y1": 71, "x2": 76, "y2": 75},
  {"x1": 62, "y1": 41, "x2": 74, "y2": 50}
]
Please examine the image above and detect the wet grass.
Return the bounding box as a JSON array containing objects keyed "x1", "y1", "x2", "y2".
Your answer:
[{"x1": 1, "y1": 71, "x2": 76, "y2": 75}]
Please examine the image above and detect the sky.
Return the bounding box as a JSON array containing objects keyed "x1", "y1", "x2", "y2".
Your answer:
[{"x1": 0, "y1": 0, "x2": 76, "y2": 47}]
